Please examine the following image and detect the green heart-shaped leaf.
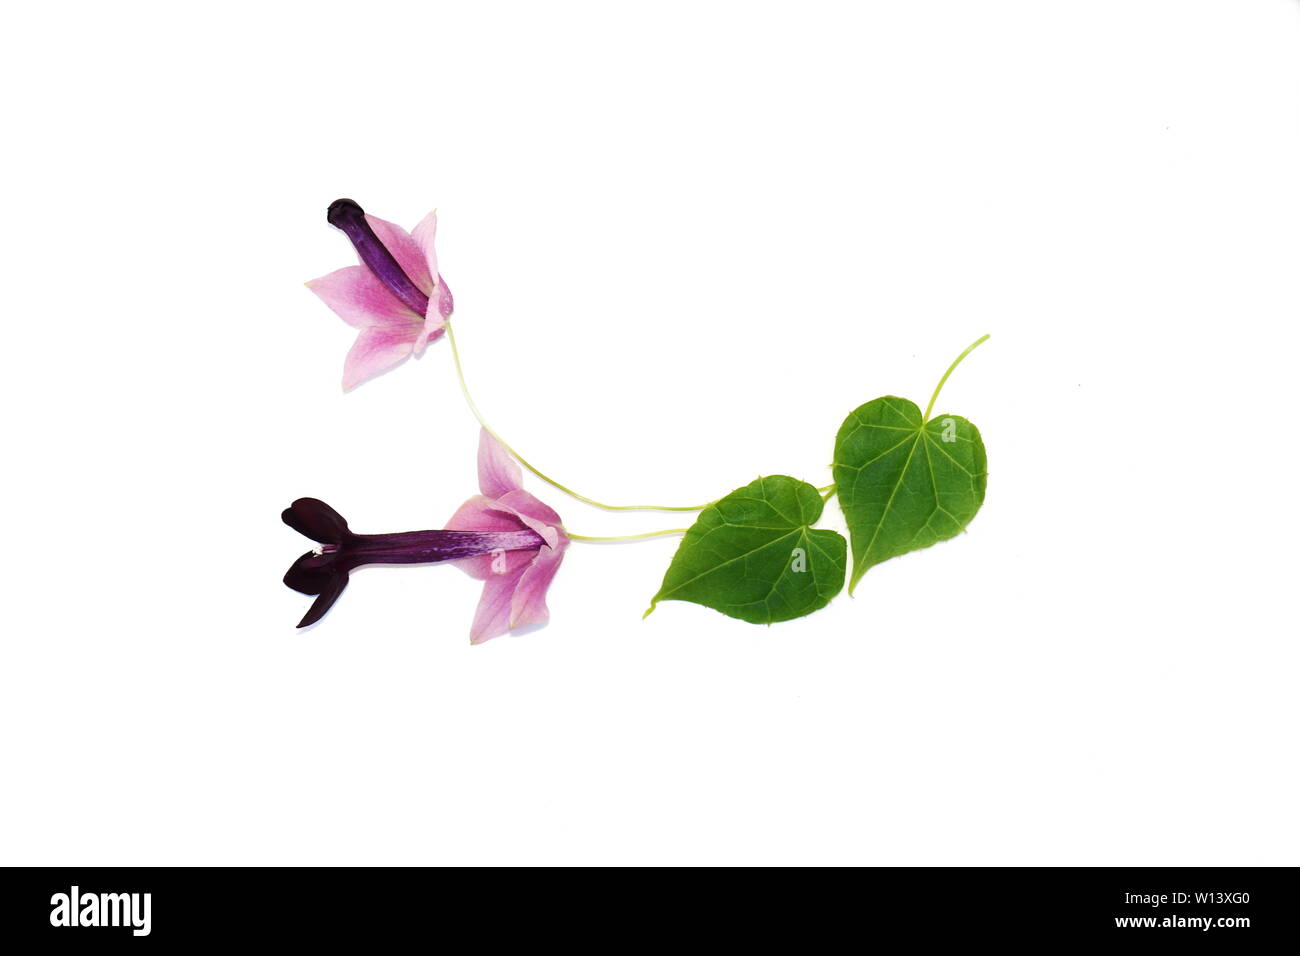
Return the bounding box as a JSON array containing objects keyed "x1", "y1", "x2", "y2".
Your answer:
[
  {"x1": 646, "y1": 476, "x2": 847, "y2": 624},
  {"x1": 833, "y1": 396, "x2": 986, "y2": 593}
]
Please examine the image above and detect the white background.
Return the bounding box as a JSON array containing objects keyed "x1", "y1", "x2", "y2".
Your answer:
[{"x1": 2, "y1": 1, "x2": 1297, "y2": 865}]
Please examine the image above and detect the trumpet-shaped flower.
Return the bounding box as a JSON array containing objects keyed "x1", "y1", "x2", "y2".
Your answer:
[
  {"x1": 282, "y1": 498, "x2": 544, "y2": 629},
  {"x1": 282, "y1": 431, "x2": 568, "y2": 641},
  {"x1": 445, "y1": 430, "x2": 570, "y2": 643},
  {"x1": 306, "y1": 199, "x2": 455, "y2": 391}
]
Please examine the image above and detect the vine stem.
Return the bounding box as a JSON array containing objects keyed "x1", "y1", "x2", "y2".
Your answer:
[
  {"x1": 924, "y1": 334, "x2": 990, "y2": 422},
  {"x1": 565, "y1": 528, "x2": 688, "y2": 543},
  {"x1": 443, "y1": 320, "x2": 710, "y2": 512}
]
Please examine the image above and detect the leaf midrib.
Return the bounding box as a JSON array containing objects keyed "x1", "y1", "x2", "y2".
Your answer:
[
  {"x1": 659, "y1": 525, "x2": 804, "y2": 597},
  {"x1": 711, "y1": 526, "x2": 815, "y2": 612},
  {"x1": 856, "y1": 426, "x2": 925, "y2": 574},
  {"x1": 843, "y1": 419, "x2": 982, "y2": 588}
]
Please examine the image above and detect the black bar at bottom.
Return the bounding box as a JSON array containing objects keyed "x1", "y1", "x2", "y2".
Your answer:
[{"x1": 0, "y1": 866, "x2": 1292, "y2": 944}]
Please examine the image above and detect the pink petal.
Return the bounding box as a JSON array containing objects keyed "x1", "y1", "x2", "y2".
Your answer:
[
  {"x1": 441, "y1": 496, "x2": 533, "y2": 580},
  {"x1": 364, "y1": 214, "x2": 434, "y2": 296},
  {"x1": 411, "y1": 215, "x2": 453, "y2": 345},
  {"x1": 307, "y1": 266, "x2": 419, "y2": 330},
  {"x1": 412, "y1": 316, "x2": 446, "y2": 357},
  {"x1": 496, "y1": 488, "x2": 564, "y2": 530},
  {"x1": 445, "y1": 494, "x2": 525, "y2": 534},
  {"x1": 443, "y1": 494, "x2": 534, "y2": 579},
  {"x1": 477, "y1": 429, "x2": 523, "y2": 498},
  {"x1": 510, "y1": 545, "x2": 565, "y2": 632},
  {"x1": 457, "y1": 545, "x2": 535, "y2": 583},
  {"x1": 342, "y1": 325, "x2": 419, "y2": 391},
  {"x1": 410, "y1": 211, "x2": 440, "y2": 290},
  {"x1": 494, "y1": 489, "x2": 565, "y2": 550},
  {"x1": 468, "y1": 564, "x2": 529, "y2": 644},
  {"x1": 436, "y1": 278, "x2": 455, "y2": 319}
]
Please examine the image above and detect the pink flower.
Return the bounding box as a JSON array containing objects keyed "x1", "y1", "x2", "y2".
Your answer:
[
  {"x1": 445, "y1": 430, "x2": 570, "y2": 643},
  {"x1": 306, "y1": 199, "x2": 455, "y2": 391}
]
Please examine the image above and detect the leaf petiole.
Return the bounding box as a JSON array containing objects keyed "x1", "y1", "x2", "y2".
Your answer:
[
  {"x1": 565, "y1": 528, "x2": 689, "y2": 543},
  {"x1": 923, "y1": 334, "x2": 990, "y2": 422}
]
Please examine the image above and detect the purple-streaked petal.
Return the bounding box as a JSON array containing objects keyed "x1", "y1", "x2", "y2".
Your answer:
[
  {"x1": 444, "y1": 494, "x2": 535, "y2": 579},
  {"x1": 282, "y1": 498, "x2": 351, "y2": 544},
  {"x1": 307, "y1": 266, "x2": 419, "y2": 329},
  {"x1": 510, "y1": 545, "x2": 565, "y2": 632},
  {"x1": 342, "y1": 325, "x2": 419, "y2": 391},
  {"x1": 477, "y1": 429, "x2": 523, "y2": 498},
  {"x1": 468, "y1": 565, "x2": 529, "y2": 644},
  {"x1": 366, "y1": 214, "x2": 433, "y2": 296}
]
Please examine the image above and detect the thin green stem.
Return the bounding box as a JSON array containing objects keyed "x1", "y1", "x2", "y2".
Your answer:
[
  {"x1": 820, "y1": 484, "x2": 837, "y2": 502},
  {"x1": 443, "y1": 320, "x2": 710, "y2": 512},
  {"x1": 924, "y1": 334, "x2": 990, "y2": 422},
  {"x1": 565, "y1": 528, "x2": 688, "y2": 542}
]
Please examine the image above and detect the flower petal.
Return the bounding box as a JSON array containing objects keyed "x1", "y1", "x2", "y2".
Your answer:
[
  {"x1": 342, "y1": 325, "x2": 419, "y2": 391},
  {"x1": 410, "y1": 211, "x2": 440, "y2": 291},
  {"x1": 436, "y1": 277, "x2": 455, "y2": 319},
  {"x1": 410, "y1": 214, "x2": 453, "y2": 348},
  {"x1": 307, "y1": 266, "x2": 418, "y2": 330},
  {"x1": 284, "y1": 551, "x2": 335, "y2": 594},
  {"x1": 510, "y1": 545, "x2": 565, "y2": 632},
  {"x1": 496, "y1": 489, "x2": 564, "y2": 532},
  {"x1": 493, "y1": 489, "x2": 566, "y2": 550},
  {"x1": 364, "y1": 214, "x2": 433, "y2": 295},
  {"x1": 468, "y1": 564, "x2": 529, "y2": 644},
  {"x1": 282, "y1": 498, "x2": 351, "y2": 544},
  {"x1": 477, "y1": 429, "x2": 523, "y2": 498},
  {"x1": 412, "y1": 315, "x2": 446, "y2": 357},
  {"x1": 445, "y1": 494, "x2": 528, "y2": 534},
  {"x1": 297, "y1": 572, "x2": 349, "y2": 628},
  {"x1": 457, "y1": 545, "x2": 536, "y2": 583},
  {"x1": 444, "y1": 494, "x2": 535, "y2": 579}
]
